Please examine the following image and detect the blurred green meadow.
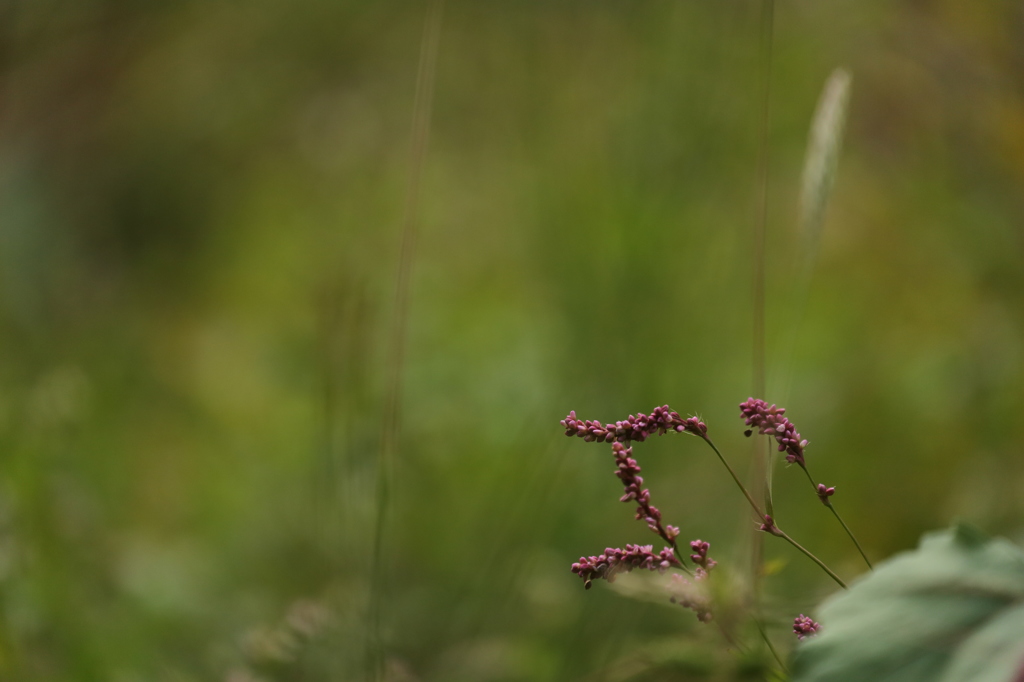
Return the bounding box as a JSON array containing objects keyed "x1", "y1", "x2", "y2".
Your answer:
[{"x1": 0, "y1": 1, "x2": 1023, "y2": 680}]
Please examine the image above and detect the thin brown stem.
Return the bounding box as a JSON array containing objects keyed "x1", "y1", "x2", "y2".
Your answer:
[{"x1": 799, "y1": 464, "x2": 873, "y2": 570}]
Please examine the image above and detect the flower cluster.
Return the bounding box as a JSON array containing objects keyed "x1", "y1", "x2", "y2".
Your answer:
[
  {"x1": 571, "y1": 544, "x2": 680, "y2": 589},
  {"x1": 613, "y1": 442, "x2": 679, "y2": 542},
  {"x1": 816, "y1": 483, "x2": 835, "y2": 505},
  {"x1": 562, "y1": 406, "x2": 707, "y2": 444},
  {"x1": 688, "y1": 539, "x2": 717, "y2": 576},
  {"x1": 562, "y1": 407, "x2": 717, "y2": 624},
  {"x1": 669, "y1": 573, "x2": 713, "y2": 623},
  {"x1": 739, "y1": 398, "x2": 808, "y2": 466},
  {"x1": 793, "y1": 614, "x2": 822, "y2": 640}
]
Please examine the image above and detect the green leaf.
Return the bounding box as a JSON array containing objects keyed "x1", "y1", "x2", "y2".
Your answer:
[{"x1": 792, "y1": 524, "x2": 1024, "y2": 682}]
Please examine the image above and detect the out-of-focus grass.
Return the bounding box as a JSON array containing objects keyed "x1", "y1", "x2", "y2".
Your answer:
[{"x1": 0, "y1": 1, "x2": 1022, "y2": 680}]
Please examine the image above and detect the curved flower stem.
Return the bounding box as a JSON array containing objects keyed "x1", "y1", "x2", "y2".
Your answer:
[
  {"x1": 826, "y1": 504, "x2": 872, "y2": 569},
  {"x1": 799, "y1": 464, "x2": 873, "y2": 570},
  {"x1": 702, "y1": 437, "x2": 764, "y2": 518},
  {"x1": 699, "y1": 436, "x2": 847, "y2": 589},
  {"x1": 776, "y1": 529, "x2": 847, "y2": 588}
]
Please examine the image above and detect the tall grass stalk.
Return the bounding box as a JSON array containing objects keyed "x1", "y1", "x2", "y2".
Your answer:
[
  {"x1": 775, "y1": 68, "x2": 851, "y2": 405},
  {"x1": 367, "y1": 2, "x2": 444, "y2": 679},
  {"x1": 748, "y1": 0, "x2": 775, "y2": 663},
  {"x1": 768, "y1": 69, "x2": 869, "y2": 570},
  {"x1": 749, "y1": 0, "x2": 775, "y2": 579}
]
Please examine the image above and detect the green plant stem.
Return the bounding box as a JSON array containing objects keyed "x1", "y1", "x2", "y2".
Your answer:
[
  {"x1": 827, "y1": 503, "x2": 872, "y2": 569},
  {"x1": 754, "y1": 0, "x2": 775, "y2": 521},
  {"x1": 776, "y1": 529, "x2": 847, "y2": 588},
  {"x1": 699, "y1": 436, "x2": 847, "y2": 589},
  {"x1": 368, "y1": 2, "x2": 444, "y2": 678},
  {"x1": 799, "y1": 464, "x2": 873, "y2": 570},
  {"x1": 702, "y1": 437, "x2": 764, "y2": 518},
  {"x1": 754, "y1": 617, "x2": 788, "y2": 675}
]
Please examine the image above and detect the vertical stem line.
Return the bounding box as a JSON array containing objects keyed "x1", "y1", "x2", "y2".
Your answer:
[
  {"x1": 752, "y1": 0, "x2": 774, "y2": 416},
  {"x1": 750, "y1": 0, "x2": 775, "y2": 596},
  {"x1": 368, "y1": 2, "x2": 444, "y2": 679}
]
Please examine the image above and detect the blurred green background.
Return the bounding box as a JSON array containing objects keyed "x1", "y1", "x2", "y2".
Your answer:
[{"x1": 0, "y1": 1, "x2": 1022, "y2": 680}]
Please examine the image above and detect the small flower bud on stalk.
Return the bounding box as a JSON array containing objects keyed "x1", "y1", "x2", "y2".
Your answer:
[
  {"x1": 688, "y1": 539, "x2": 717, "y2": 574},
  {"x1": 793, "y1": 614, "x2": 822, "y2": 640},
  {"x1": 759, "y1": 515, "x2": 783, "y2": 537}
]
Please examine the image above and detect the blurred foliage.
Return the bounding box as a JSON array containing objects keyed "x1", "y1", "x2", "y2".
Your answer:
[
  {"x1": 0, "y1": 0, "x2": 1022, "y2": 680},
  {"x1": 794, "y1": 525, "x2": 1024, "y2": 681}
]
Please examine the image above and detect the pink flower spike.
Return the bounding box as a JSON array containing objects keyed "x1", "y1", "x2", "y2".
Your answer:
[
  {"x1": 561, "y1": 406, "x2": 707, "y2": 444},
  {"x1": 571, "y1": 544, "x2": 680, "y2": 589},
  {"x1": 610, "y1": 442, "x2": 678, "y2": 544},
  {"x1": 739, "y1": 398, "x2": 808, "y2": 466}
]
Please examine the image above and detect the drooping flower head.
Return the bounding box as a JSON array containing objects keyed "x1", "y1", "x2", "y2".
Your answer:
[
  {"x1": 612, "y1": 442, "x2": 678, "y2": 543},
  {"x1": 739, "y1": 398, "x2": 808, "y2": 466}
]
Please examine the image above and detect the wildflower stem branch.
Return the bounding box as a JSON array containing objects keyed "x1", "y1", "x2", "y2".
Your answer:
[
  {"x1": 699, "y1": 436, "x2": 847, "y2": 589},
  {"x1": 702, "y1": 436, "x2": 764, "y2": 518},
  {"x1": 799, "y1": 464, "x2": 873, "y2": 569},
  {"x1": 776, "y1": 529, "x2": 847, "y2": 588}
]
